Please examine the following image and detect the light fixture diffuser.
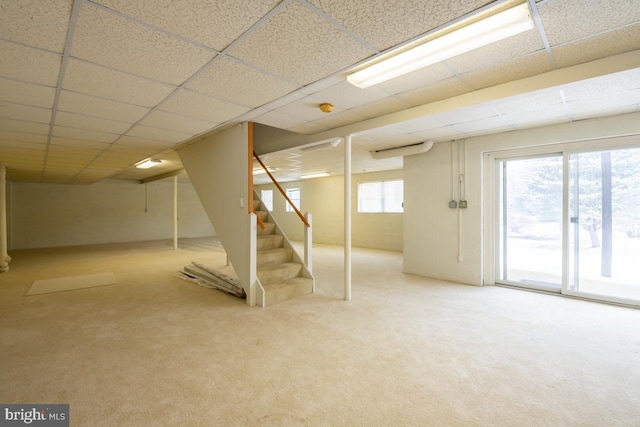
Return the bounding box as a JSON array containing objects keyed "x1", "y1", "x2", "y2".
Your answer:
[
  {"x1": 300, "y1": 172, "x2": 330, "y2": 179},
  {"x1": 348, "y1": 3, "x2": 534, "y2": 88},
  {"x1": 136, "y1": 159, "x2": 162, "y2": 169}
]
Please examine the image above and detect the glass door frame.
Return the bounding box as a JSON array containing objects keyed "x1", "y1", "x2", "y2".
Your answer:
[{"x1": 483, "y1": 136, "x2": 640, "y2": 308}]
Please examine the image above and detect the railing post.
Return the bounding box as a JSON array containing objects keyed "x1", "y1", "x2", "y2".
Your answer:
[{"x1": 304, "y1": 212, "x2": 312, "y2": 276}]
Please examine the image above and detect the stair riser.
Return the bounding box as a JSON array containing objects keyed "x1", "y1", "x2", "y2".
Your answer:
[
  {"x1": 265, "y1": 279, "x2": 313, "y2": 306},
  {"x1": 257, "y1": 223, "x2": 276, "y2": 236},
  {"x1": 257, "y1": 249, "x2": 292, "y2": 267},
  {"x1": 257, "y1": 236, "x2": 284, "y2": 250},
  {"x1": 258, "y1": 264, "x2": 302, "y2": 285}
]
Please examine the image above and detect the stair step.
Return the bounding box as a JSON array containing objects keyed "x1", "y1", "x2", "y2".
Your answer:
[
  {"x1": 257, "y1": 222, "x2": 276, "y2": 236},
  {"x1": 257, "y1": 247, "x2": 292, "y2": 267},
  {"x1": 257, "y1": 235, "x2": 284, "y2": 250},
  {"x1": 255, "y1": 210, "x2": 268, "y2": 221},
  {"x1": 257, "y1": 262, "x2": 302, "y2": 285},
  {"x1": 263, "y1": 276, "x2": 313, "y2": 306}
]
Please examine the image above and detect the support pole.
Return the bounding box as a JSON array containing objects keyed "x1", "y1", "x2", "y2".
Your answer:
[
  {"x1": 0, "y1": 165, "x2": 11, "y2": 272},
  {"x1": 173, "y1": 176, "x2": 178, "y2": 250},
  {"x1": 304, "y1": 212, "x2": 312, "y2": 274},
  {"x1": 344, "y1": 135, "x2": 352, "y2": 301}
]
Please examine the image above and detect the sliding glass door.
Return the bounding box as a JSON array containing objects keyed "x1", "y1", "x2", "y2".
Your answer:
[{"x1": 495, "y1": 146, "x2": 640, "y2": 305}]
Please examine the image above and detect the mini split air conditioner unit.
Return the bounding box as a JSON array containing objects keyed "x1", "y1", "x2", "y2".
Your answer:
[{"x1": 370, "y1": 140, "x2": 434, "y2": 159}]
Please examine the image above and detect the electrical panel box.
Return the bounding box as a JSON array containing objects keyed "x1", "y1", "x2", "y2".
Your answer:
[
  {"x1": 459, "y1": 200, "x2": 468, "y2": 209},
  {"x1": 449, "y1": 200, "x2": 457, "y2": 209}
]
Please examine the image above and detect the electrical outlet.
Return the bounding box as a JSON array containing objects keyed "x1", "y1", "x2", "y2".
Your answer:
[
  {"x1": 459, "y1": 200, "x2": 468, "y2": 209},
  {"x1": 449, "y1": 200, "x2": 457, "y2": 209}
]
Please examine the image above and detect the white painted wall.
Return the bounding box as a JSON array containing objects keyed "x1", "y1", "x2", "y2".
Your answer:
[
  {"x1": 7, "y1": 178, "x2": 214, "y2": 250},
  {"x1": 256, "y1": 169, "x2": 403, "y2": 252},
  {"x1": 178, "y1": 123, "x2": 258, "y2": 304},
  {"x1": 403, "y1": 111, "x2": 640, "y2": 285}
]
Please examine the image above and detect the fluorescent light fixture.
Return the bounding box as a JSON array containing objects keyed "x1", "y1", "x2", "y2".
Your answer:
[
  {"x1": 370, "y1": 140, "x2": 434, "y2": 159},
  {"x1": 253, "y1": 167, "x2": 276, "y2": 175},
  {"x1": 300, "y1": 138, "x2": 342, "y2": 152},
  {"x1": 300, "y1": 172, "x2": 330, "y2": 179},
  {"x1": 348, "y1": 3, "x2": 534, "y2": 88},
  {"x1": 136, "y1": 159, "x2": 162, "y2": 169}
]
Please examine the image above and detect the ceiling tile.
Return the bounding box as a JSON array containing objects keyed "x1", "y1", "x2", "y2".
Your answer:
[
  {"x1": 0, "y1": 41, "x2": 62, "y2": 86},
  {"x1": 159, "y1": 89, "x2": 249, "y2": 122},
  {"x1": 309, "y1": 81, "x2": 391, "y2": 110},
  {"x1": 50, "y1": 137, "x2": 110, "y2": 150},
  {"x1": 308, "y1": 0, "x2": 492, "y2": 51},
  {"x1": 311, "y1": 109, "x2": 367, "y2": 128},
  {"x1": 0, "y1": 78, "x2": 56, "y2": 108},
  {"x1": 63, "y1": 59, "x2": 176, "y2": 107},
  {"x1": 451, "y1": 115, "x2": 511, "y2": 133},
  {"x1": 93, "y1": 0, "x2": 281, "y2": 51},
  {"x1": 0, "y1": 131, "x2": 47, "y2": 144},
  {"x1": 52, "y1": 126, "x2": 119, "y2": 143},
  {"x1": 538, "y1": 0, "x2": 640, "y2": 46},
  {"x1": 0, "y1": 0, "x2": 72, "y2": 52},
  {"x1": 561, "y1": 69, "x2": 640, "y2": 101},
  {"x1": 72, "y1": 3, "x2": 215, "y2": 85},
  {"x1": 492, "y1": 89, "x2": 564, "y2": 115},
  {"x1": 186, "y1": 57, "x2": 299, "y2": 108},
  {"x1": 229, "y1": 1, "x2": 373, "y2": 85},
  {"x1": 55, "y1": 111, "x2": 132, "y2": 134},
  {"x1": 396, "y1": 77, "x2": 471, "y2": 107},
  {"x1": 461, "y1": 52, "x2": 552, "y2": 90},
  {"x1": 410, "y1": 126, "x2": 467, "y2": 142},
  {"x1": 253, "y1": 110, "x2": 310, "y2": 130},
  {"x1": 393, "y1": 116, "x2": 447, "y2": 134},
  {"x1": 502, "y1": 103, "x2": 569, "y2": 126},
  {"x1": 126, "y1": 124, "x2": 192, "y2": 143},
  {"x1": 139, "y1": 110, "x2": 217, "y2": 135},
  {"x1": 0, "y1": 103, "x2": 52, "y2": 124},
  {"x1": 349, "y1": 97, "x2": 412, "y2": 120},
  {"x1": 57, "y1": 91, "x2": 151, "y2": 123},
  {"x1": 289, "y1": 122, "x2": 332, "y2": 135},
  {"x1": 567, "y1": 89, "x2": 640, "y2": 116},
  {"x1": 434, "y1": 105, "x2": 500, "y2": 125},
  {"x1": 551, "y1": 25, "x2": 640, "y2": 68},
  {"x1": 445, "y1": 29, "x2": 546, "y2": 74},
  {"x1": 376, "y1": 63, "x2": 453, "y2": 95},
  {"x1": 0, "y1": 118, "x2": 49, "y2": 135},
  {"x1": 571, "y1": 105, "x2": 639, "y2": 121}
]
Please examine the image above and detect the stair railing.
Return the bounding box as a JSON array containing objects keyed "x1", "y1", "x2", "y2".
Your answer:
[{"x1": 253, "y1": 151, "x2": 313, "y2": 274}]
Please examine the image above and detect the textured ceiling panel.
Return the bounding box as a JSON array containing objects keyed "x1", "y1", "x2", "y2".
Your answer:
[
  {"x1": 0, "y1": 0, "x2": 72, "y2": 52},
  {"x1": 503, "y1": 103, "x2": 569, "y2": 126},
  {"x1": 492, "y1": 89, "x2": 564, "y2": 114},
  {"x1": 461, "y1": 52, "x2": 552, "y2": 90},
  {"x1": 552, "y1": 26, "x2": 640, "y2": 68},
  {"x1": 159, "y1": 89, "x2": 249, "y2": 122},
  {"x1": 139, "y1": 110, "x2": 218, "y2": 135},
  {"x1": 309, "y1": 0, "x2": 493, "y2": 51},
  {"x1": 0, "y1": 104, "x2": 52, "y2": 124},
  {"x1": 50, "y1": 137, "x2": 110, "y2": 150},
  {"x1": 57, "y1": 91, "x2": 151, "y2": 123},
  {"x1": 396, "y1": 77, "x2": 472, "y2": 107},
  {"x1": 309, "y1": 81, "x2": 392, "y2": 110},
  {"x1": 126, "y1": 125, "x2": 192, "y2": 144},
  {"x1": 376, "y1": 63, "x2": 453, "y2": 95},
  {"x1": 186, "y1": 57, "x2": 299, "y2": 108},
  {"x1": 0, "y1": 41, "x2": 62, "y2": 86},
  {"x1": 72, "y1": 3, "x2": 215, "y2": 85},
  {"x1": 254, "y1": 110, "x2": 311, "y2": 130},
  {"x1": 229, "y1": 1, "x2": 373, "y2": 85},
  {"x1": 451, "y1": 115, "x2": 511, "y2": 133},
  {"x1": 0, "y1": 78, "x2": 56, "y2": 108},
  {"x1": 561, "y1": 69, "x2": 640, "y2": 101},
  {"x1": 63, "y1": 59, "x2": 176, "y2": 107},
  {"x1": 0, "y1": 118, "x2": 49, "y2": 135},
  {"x1": 94, "y1": 0, "x2": 281, "y2": 51},
  {"x1": 349, "y1": 97, "x2": 412, "y2": 120},
  {"x1": 445, "y1": 28, "x2": 546, "y2": 74},
  {"x1": 55, "y1": 111, "x2": 132, "y2": 134},
  {"x1": 0, "y1": 131, "x2": 47, "y2": 144},
  {"x1": 538, "y1": 0, "x2": 640, "y2": 46},
  {"x1": 567, "y1": 89, "x2": 640, "y2": 115},
  {"x1": 52, "y1": 126, "x2": 119, "y2": 143}
]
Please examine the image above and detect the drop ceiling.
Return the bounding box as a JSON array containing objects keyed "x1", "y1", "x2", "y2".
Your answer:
[{"x1": 0, "y1": 0, "x2": 639, "y2": 184}]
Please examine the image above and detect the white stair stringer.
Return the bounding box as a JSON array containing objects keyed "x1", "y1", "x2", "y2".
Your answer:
[{"x1": 253, "y1": 192, "x2": 314, "y2": 306}]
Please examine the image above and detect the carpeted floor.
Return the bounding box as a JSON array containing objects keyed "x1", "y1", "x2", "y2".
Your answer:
[{"x1": 0, "y1": 238, "x2": 639, "y2": 426}]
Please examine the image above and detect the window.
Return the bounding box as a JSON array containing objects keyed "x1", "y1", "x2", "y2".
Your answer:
[
  {"x1": 358, "y1": 180, "x2": 403, "y2": 213},
  {"x1": 260, "y1": 190, "x2": 273, "y2": 211},
  {"x1": 285, "y1": 188, "x2": 300, "y2": 212}
]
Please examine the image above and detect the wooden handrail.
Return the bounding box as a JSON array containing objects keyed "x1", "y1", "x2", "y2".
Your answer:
[
  {"x1": 253, "y1": 151, "x2": 310, "y2": 228},
  {"x1": 254, "y1": 209, "x2": 267, "y2": 231}
]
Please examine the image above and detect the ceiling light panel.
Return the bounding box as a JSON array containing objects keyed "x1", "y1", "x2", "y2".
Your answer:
[
  {"x1": 71, "y1": 3, "x2": 215, "y2": 85},
  {"x1": 186, "y1": 57, "x2": 300, "y2": 108},
  {"x1": 229, "y1": 1, "x2": 373, "y2": 85},
  {"x1": 0, "y1": 0, "x2": 72, "y2": 52},
  {"x1": 63, "y1": 59, "x2": 176, "y2": 107},
  {"x1": 93, "y1": 0, "x2": 281, "y2": 51}
]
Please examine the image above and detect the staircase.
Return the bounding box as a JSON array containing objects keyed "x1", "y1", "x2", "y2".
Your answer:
[{"x1": 254, "y1": 198, "x2": 314, "y2": 306}]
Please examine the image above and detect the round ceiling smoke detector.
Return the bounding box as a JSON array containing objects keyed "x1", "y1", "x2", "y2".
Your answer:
[{"x1": 319, "y1": 103, "x2": 334, "y2": 113}]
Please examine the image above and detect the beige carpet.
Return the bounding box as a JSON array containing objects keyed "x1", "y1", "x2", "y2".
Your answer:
[
  {"x1": 27, "y1": 271, "x2": 116, "y2": 295},
  {"x1": 1, "y1": 238, "x2": 639, "y2": 426}
]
